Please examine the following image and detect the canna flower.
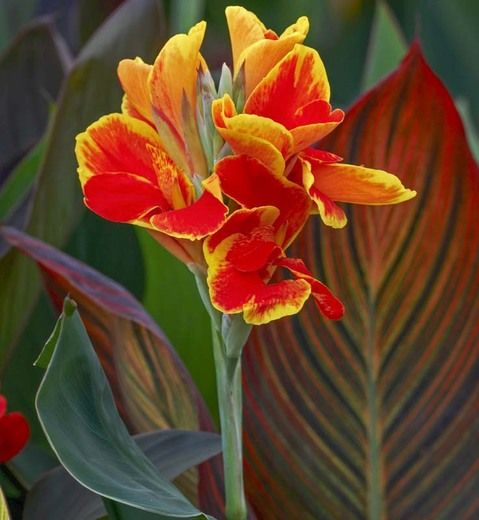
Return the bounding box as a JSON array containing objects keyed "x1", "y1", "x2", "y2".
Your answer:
[
  {"x1": 212, "y1": 44, "x2": 344, "y2": 171},
  {"x1": 0, "y1": 395, "x2": 30, "y2": 463},
  {"x1": 75, "y1": 23, "x2": 228, "y2": 266},
  {"x1": 226, "y1": 6, "x2": 309, "y2": 97},
  {"x1": 204, "y1": 205, "x2": 344, "y2": 325},
  {"x1": 204, "y1": 154, "x2": 344, "y2": 325}
]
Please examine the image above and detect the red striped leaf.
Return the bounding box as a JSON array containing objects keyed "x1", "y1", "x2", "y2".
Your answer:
[
  {"x1": 0, "y1": 226, "x2": 224, "y2": 517},
  {"x1": 243, "y1": 43, "x2": 479, "y2": 519}
]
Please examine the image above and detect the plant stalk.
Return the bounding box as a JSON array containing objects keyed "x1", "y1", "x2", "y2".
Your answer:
[{"x1": 212, "y1": 324, "x2": 247, "y2": 520}]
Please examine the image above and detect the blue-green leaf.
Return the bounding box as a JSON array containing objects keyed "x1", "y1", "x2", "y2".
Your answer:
[{"x1": 36, "y1": 298, "x2": 214, "y2": 519}]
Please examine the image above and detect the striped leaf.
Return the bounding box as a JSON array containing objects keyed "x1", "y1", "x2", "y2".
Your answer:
[
  {"x1": 0, "y1": 226, "x2": 224, "y2": 517},
  {"x1": 243, "y1": 44, "x2": 479, "y2": 519}
]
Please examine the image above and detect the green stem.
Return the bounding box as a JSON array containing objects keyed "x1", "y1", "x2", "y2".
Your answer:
[{"x1": 212, "y1": 324, "x2": 247, "y2": 520}]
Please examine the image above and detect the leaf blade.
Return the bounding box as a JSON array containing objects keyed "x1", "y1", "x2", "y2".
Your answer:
[
  {"x1": 243, "y1": 43, "x2": 479, "y2": 518},
  {"x1": 36, "y1": 298, "x2": 210, "y2": 519}
]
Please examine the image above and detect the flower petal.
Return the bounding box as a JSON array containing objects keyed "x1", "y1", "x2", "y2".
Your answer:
[
  {"x1": 117, "y1": 57, "x2": 153, "y2": 124},
  {"x1": 212, "y1": 95, "x2": 292, "y2": 175},
  {"x1": 225, "y1": 6, "x2": 266, "y2": 73},
  {"x1": 204, "y1": 206, "x2": 281, "y2": 313},
  {"x1": 0, "y1": 396, "x2": 6, "y2": 417},
  {"x1": 75, "y1": 113, "x2": 162, "y2": 187},
  {"x1": 277, "y1": 257, "x2": 344, "y2": 320},
  {"x1": 310, "y1": 162, "x2": 417, "y2": 205},
  {"x1": 0, "y1": 411, "x2": 30, "y2": 463},
  {"x1": 215, "y1": 155, "x2": 311, "y2": 246},
  {"x1": 242, "y1": 278, "x2": 311, "y2": 325},
  {"x1": 245, "y1": 44, "x2": 332, "y2": 125},
  {"x1": 149, "y1": 187, "x2": 228, "y2": 239},
  {"x1": 149, "y1": 21, "x2": 206, "y2": 135},
  {"x1": 226, "y1": 7, "x2": 309, "y2": 96},
  {"x1": 83, "y1": 173, "x2": 168, "y2": 224},
  {"x1": 301, "y1": 158, "x2": 347, "y2": 228},
  {"x1": 239, "y1": 21, "x2": 310, "y2": 97}
]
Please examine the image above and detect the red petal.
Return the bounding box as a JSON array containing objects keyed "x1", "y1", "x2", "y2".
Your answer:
[
  {"x1": 277, "y1": 257, "x2": 344, "y2": 319},
  {"x1": 228, "y1": 226, "x2": 281, "y2": 272},
  {"x1": 83, "y1": 173, "x2": 168, "y2": 224},
  {"x1": 245, "y1": 45, "x2": 331, "y2": 128},
  {"x1": 0, "y1": 412, "x2": 30, "y2": 463},
  {"x1": 150, "y1": 188, "x2": 228, "y2": 239},
  {"x1": 215, "y1": 155, "x2": 310, "y2": 247},
  {"x1": 0, "y1": 396, "x2": 6, "y2": 417},
  {"x1": 76, "y1": 113, "x2": 162, "y2": 187}
]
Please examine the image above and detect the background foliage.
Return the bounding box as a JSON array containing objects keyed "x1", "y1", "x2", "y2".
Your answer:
[{"x1": 0, "y1": 0, "x2": 477, "y2": 519}]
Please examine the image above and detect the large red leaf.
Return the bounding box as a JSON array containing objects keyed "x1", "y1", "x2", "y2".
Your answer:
[
  {"x1": 0, "y1": 226, "x2": 224, "y2": 517},
  {"x1": 243, "y1": 43, "x2": 479, "y2": 519}
]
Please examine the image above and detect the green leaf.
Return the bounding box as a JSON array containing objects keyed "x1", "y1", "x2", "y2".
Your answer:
[
  {"x1": 36, "y1": 298, "x2": 213, "y2": 519},
  {"x1": 362, "y1": 0, "x2": 407, "y2": 90},
  {"x1": 0, "y1": 21, "x2": 69, "y2": 173},
  {"x1": 0, "y1": 0, "x2": 167, "y2": 371},
  {"x1": 0, "y1": 0, "x2": 36, "y2": 52},
  {"x1": 169, "y1": 0, "x2": 205, "y2": 34},
  {"x1": 0, "y1": 138, "x2": 46, "y2": 222},
  {"x1": 24, "y1": 430, "x2": 221, "y2": 520},
  {"x1": 243, "y1": 44, "x2": 479, "y2": 518},
  {"x1": 0, "y1": 226, "x2": 225, "y2": 517},
  {"x1": 136, "y1": 230, "x2": 217, "y2": 422},
  {"x1": 456, "y1": 97, "x2": 479, "y2": 164}
]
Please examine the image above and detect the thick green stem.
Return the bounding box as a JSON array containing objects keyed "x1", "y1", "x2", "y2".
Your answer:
[{"x1": 212, "y1": 325, "x2": 247, "y2": 520}]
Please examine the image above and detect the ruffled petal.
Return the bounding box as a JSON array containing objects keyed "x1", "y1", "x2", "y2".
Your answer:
[
  {"x1": 83, "y1": 173, "x2": 167, "y2": 225},
  {"x1": 149, "y1": 186, "x2": 228, "y2": 239},
  {"x1": 225, "y1": 6, "x2": 266, "y2": 73},
  {"x1": 238, "y1": 19, "x2": 309, "y2": 96},
  {"x1": 117, "y1": 57, "x2": 153, "y2": 124},
  {"x1": 226, "y1": 6, "x2": 309, "y2": 96},
  {"x1": 301, "y1": 158, "x2": 347, "y2": 228},
  {"x1": 75, "y1": 113, "x2": 162, "y2": 187},
  {"x1": 204, "y1": 206, "x2": 310, "y2": 324},
  {"x1": 215, "y1": 155, "x2": 311, "y2": 246},
  {"x1": 242, "y1": 278, "x2": 311, "y2": 325},
  {"x1": 212, "y1": 95, "x2": 292, "y2": 175},
  {"x1": 245, "y1": 44, "x2": 331, "y2": 125},
  {"x1": 310, "y1": 162, "x2": 417, "y2": 205},
  {"x1": 149, "y1": 21, "x2": 206, "y2": 135},
  {"x1": 276, "y1": 257, "x2": 344, "y2": 319}
]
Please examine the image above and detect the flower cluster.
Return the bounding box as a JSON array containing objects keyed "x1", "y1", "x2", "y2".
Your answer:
[
  {"x1": 0, "y1": 395, "x2": 29, "y2": 463},
  {"x1": 75, "y1": 6, "x2": 415, "y2": 325}
]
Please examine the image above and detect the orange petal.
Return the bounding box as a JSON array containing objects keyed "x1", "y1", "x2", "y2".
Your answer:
[
  {"x1": 301, "y1": 157, "x2": 347, "y2": 228},
  {"x1": 149, "y1": 21, "x2": 206, "y2": 135},
  {"x1": 117, "y1": 57, "x2": 153, "y2": 124},
  {"x1": 245, "y1": 44, "x2": 332, "y2": 124},
  {"x1": 212, "y1": 95, "x2": 292, "y2": 175},
  {"x1": 276, "y1": 257, "x2": 344, "y2": 320},
  {"x1": 83, "y1": 173, "x2": 167, "y2": 225},
  {"x1": 215, "y1": 155, "x2": 311, "y2": 247},
  {"x1": 239, "y1": 19, "x2": 309, "y2": 97},
  {"x1": 150, "y1": 187, "x2": 228, "y2": 239},
  {"x1": 75, "y1": 113, "x2": 162, "y2": 187},
  {"x1": 310, "y1": 162, "x2": 417, "y2": 205},
  {"x1": 225, "y1": 6, "x2": 266, "y2": 73}
]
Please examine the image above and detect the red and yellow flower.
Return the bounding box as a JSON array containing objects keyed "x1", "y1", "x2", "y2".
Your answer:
[
  {"x1": 0, "y1": 395, "x2": 30, "y2": 463},
  {"x1": 75, "y1": 6, "x2": 416, "y2": 325},
  {"x1": 204, "y1": 155, "x2": 344, "y2": 324},
  {"x1": 76, "y1": 23, "x2": 228, "y2": 265}
]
